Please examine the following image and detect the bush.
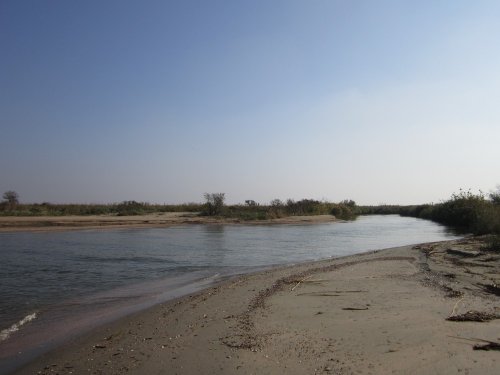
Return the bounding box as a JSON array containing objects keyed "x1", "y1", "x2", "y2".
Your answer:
[
  {"x1": 331, "y1": 204, "x2": 356, "y2": 220},
  {"x1": 398, "y1": 189, "x2": 500, "y2": 235},
  {"x1": 223, "y1": 205, "x2": 269, "y2": 220},
  {"x1": 431, "y1": 190, "x2": 487, "y2": 229},
  {"x1": 283, "y1": 199, "x2": 328, "y2": 216},
  {"x1": 202, "y1": 193, "x2": 225, "y2": 216},
  {"x1": 116, "y1": 201, "x2": 148, "y2": 216}
]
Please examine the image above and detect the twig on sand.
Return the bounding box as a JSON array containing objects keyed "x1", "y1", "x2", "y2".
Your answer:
[
  {"x1": 342, "y1": 307, "x2": 369, "y2": 311},
  {"x1": 291, "y1": 275, "x2": 314, "y2": 291},
  {"x1": 448, "y1": 335, "x2": 486, "y2": 342},
  {"x1": 448, "y1": 336, "x2": 500, "y2": 350},
  {"x1": 449, "y1": 298, "x2": 464, "y2": 318}
]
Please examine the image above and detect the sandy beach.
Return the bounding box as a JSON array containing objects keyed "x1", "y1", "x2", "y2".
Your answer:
[
  {"x1": 0, "y1": 213, "x2": 338, "y2": 232},
  {"x1": 9, "y1": 237, "x2": 500, "y2": 375}
]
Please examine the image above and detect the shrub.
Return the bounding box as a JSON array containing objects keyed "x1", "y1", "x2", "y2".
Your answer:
[
  {"x1": 398, "y1": 189, "x2": 500, "y2": 235},
  {"x1": 116, "y1": 201, "x2": 147, "y2": 216},
  {"x1": 202, "y1": 193, "x2": 225, "y2": 216},
  {"x1": 331, "y1": 203, "x2": 356, "y2": 220}
]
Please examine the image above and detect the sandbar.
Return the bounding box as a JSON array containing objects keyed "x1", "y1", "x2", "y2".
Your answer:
[{"x1": 0, "y1": 213, "x2": 338, "y2": 232}]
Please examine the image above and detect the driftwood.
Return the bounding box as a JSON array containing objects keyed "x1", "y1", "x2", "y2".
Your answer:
[
  {"x1": 447, "y1": 310, "x2": 500, "y2": 322},
  {"x1": 473, "y1": 341, "x2": 500, "y2": 351},
  {"x1": 449, "y1": 336, "x2": 500, "y2": 351},
  {"x1": 342, "y1": 307, "x2": 369, "y2": 311}
]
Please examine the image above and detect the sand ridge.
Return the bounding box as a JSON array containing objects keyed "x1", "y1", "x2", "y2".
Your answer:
[{"x1": 0, "y1": 213, "x2": 338, "y2": 232}]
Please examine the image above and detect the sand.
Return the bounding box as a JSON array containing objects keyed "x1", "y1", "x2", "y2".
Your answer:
[
  {"x1": 10, "y1": 237, "x2": 500, "y2": 374},
  {"x1": 0, "y1": 213, "x2": 338, "y2": 232}
]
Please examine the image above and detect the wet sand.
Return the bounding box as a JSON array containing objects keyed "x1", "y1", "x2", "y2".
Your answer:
[
  {"x1": 0, "y1": 213, "x2": 338, "y2": 232},
  {"x1": 11, "y1": 237, "x2": 500, "y2": 374}
]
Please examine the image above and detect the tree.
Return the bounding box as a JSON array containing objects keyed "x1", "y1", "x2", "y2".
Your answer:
[
  {"x1": 341, "y1": 199, "x2": 356, "y2": 208},
  {"x1": 203, "y1": 193, "x2": 225, "y2": 216},
  {"x1": 490, "y1": 185, "x2": 500, "y2": 205},
  {"x1": 3, "y1": 190, "x2": 19, "y2": 204},
  {"x1": 270, "y1": 199, "x2": 283, "y2": 207},
  {"x1": 2, "y1": 190, "x2": 19, "y2": 210},
  {"x1": 268, "y1": 198, "x2": 284, "y2": 218}
]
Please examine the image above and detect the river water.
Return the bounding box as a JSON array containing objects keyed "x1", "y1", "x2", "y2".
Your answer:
[{"x1": 0, "y1": 215, "x2": 460, "y2": 373}]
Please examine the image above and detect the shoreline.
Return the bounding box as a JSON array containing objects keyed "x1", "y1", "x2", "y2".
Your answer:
[
  {"x1": 7, "y1": 237, "x2": 500, "y2": 374},
  {"x1": 0, "y1": 213, "x2": 339, "y2": 233}
]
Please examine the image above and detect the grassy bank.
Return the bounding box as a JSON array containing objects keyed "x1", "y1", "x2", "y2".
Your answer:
[
  {"x1": 2, "y1": 190, "x2": 498, "y2": 236},
  {"x1": 358, "y1": 189, "x2": 500, "y2": 236},
  {"x1": 399, "y1": 190, "x2": 500, "y2": 235},
  {"x1": 211, "y1": 199, "x2": 357, "y2": 221},
  {"x1": 0, "y1": 198, "x2": 358, "y2": 221},
  {"x1": 0, "y1": 201, "x2": 204, "y2": 217}
]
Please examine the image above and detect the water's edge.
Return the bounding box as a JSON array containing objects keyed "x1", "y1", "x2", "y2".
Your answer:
[
  {"x1": 0, "y1": 216, "x2": 461, "y2": 374},
  {"x1": 0, "y1": 266, "x2": 270, "y2": 375}
]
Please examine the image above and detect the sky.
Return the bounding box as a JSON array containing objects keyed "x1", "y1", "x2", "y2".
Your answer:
[{"x1": 1, "y1": 0, "x2": 499, "y2": 205}]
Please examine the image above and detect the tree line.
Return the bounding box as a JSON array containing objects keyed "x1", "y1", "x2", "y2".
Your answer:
[
  {"x1": 200, "y1": 193, "x2": 357, "y2": 220},
  {"x1": 3, "y1": 188, "x2": 499, "y2": 237},
  {"x1": 0, "y1": 190, "x2": 357, "y2": 220},
  {"x1": 0, "y1": 192, "x2": 203, "y2": 216}
]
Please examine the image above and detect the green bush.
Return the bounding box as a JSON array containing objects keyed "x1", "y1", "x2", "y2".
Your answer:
[
  {"x1": 331, "y1": 204, "x2": 356, "y2": 220},
  {"x1": 115, "y1": 201, "x2": 148, "y2": 216},
  {"x1": 201, "y1": 193, "x2": 226, "y2": 216},
  {"x1": 398, "y1": 189, "x2": 500, "y2": 235}
]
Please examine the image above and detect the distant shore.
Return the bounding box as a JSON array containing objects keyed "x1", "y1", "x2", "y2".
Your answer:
[
  {"x1": 10, "y1": 237, "x2": 500, "y2": 375},
  {"x1": 0, "y1": 213, "x2": 339, "y2": 233}
]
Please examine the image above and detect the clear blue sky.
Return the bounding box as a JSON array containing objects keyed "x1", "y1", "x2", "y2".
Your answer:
[{"x1": 1, "y1": 0, "x2": 499, "y2": 205}]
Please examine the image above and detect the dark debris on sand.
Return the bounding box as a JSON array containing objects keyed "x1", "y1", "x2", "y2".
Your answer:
[
  {"x1": 473, "y1": 341, "x2": 500, "y2": 351},
  {"x1": 447, "y1": 310, "x2": 500, "y2": 322}
]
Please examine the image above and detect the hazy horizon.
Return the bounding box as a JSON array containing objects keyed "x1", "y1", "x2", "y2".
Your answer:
[{"x1": 2, "y1": 1, "x2": 499, "y2": 206}]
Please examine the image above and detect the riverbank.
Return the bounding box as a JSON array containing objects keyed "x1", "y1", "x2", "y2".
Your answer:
[
  {"x1": 11, "y1": 237, "x2": 500, "y2": 374},
  {"x1": 0, "y1": 213, "x2": 338, "y2": 232}
]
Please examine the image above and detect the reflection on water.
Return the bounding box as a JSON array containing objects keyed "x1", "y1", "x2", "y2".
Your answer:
[{"x1": 201, "y1": 224, "x2": 227, "y2": 265}]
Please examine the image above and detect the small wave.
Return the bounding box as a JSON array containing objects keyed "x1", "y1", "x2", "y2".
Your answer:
[
  {"x1": 0, "y1": 312, "x2": 37, "y2": 342},
  {"x1": 204, "y1": 273, "x2": 220, "y2": 280},
  {"x1": 78, "y1": 255, "x2": 176, "y2": 264}
]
